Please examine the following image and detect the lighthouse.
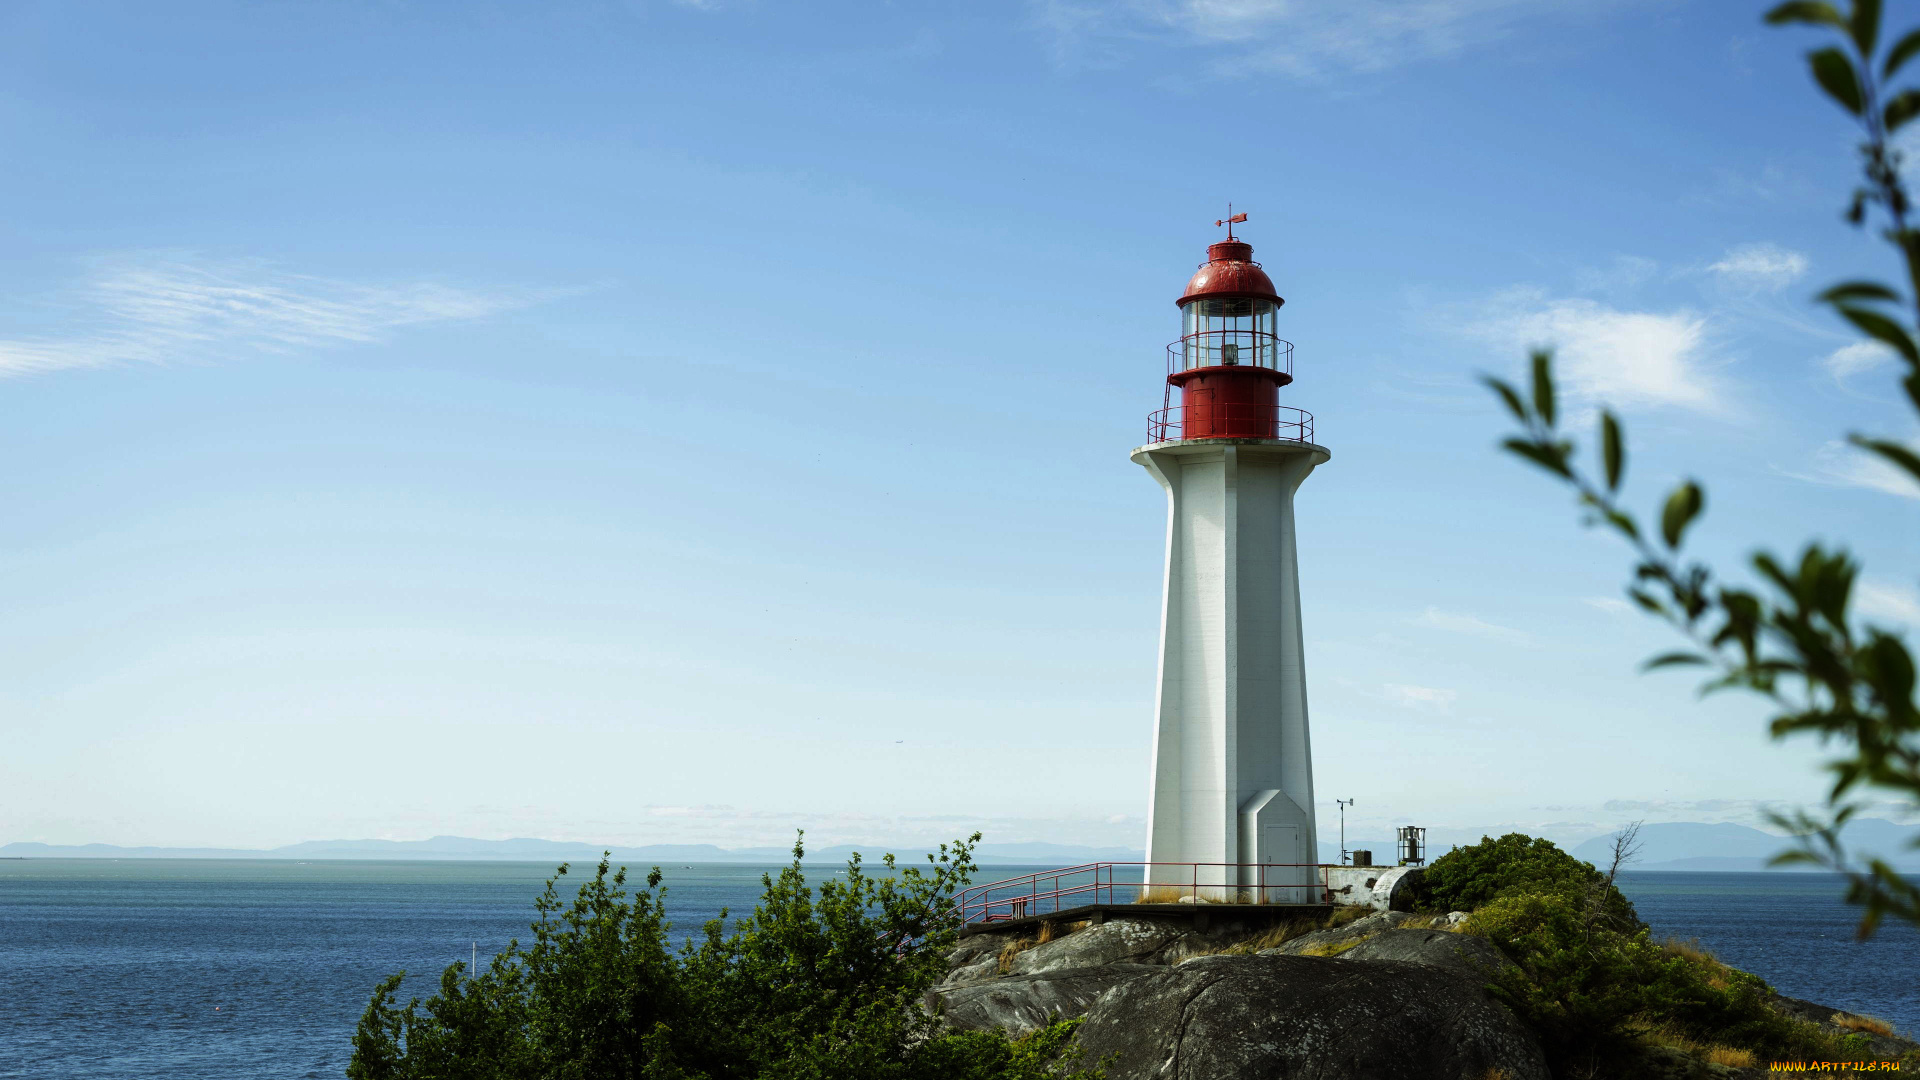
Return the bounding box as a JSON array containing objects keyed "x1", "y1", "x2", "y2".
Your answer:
[{"x1": 1135, "y1": 216, "x2": 1326, "y2": 901}]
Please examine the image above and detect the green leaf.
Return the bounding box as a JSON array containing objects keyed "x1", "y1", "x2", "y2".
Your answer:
[
  {"x1": 1886, "y1": 88, "x2": 1920, "y2": 131},
  {"x1": 1602, "y1": 508, "x2": 1640, "y2": 541},
  {"x1": 1849, "y1": 434, "x2": 1920, "y2": 487},
  {"x1": 1501, "y1": 437, "x2": 1572, "y2": 478},
  {"x1": 1530, "y1": 350, "x2": 1557, "y2": 428},
  {"x1": 1810, "y1": 46, "x2": 1866, "y2": 115},
  {"x1": 1884, "y1": 26, "x2": 1920, "y2": 77},
  {"x1": 1817, "y1": 280, "x2": 1901, "y2": 303},
  {"x1": 1601, "y1": 410, "x2": 1624, "y2": 492},
  {"x1": 1644, "y1": 651, "x2": 1708, "y2": 670},
  {"x1": 1863, "y1": 634, "x2": 1916, "y2": 701},
  {"x1": 1765, "y1": 0, "x2": 1844, "y2": 26},
  {"x1": 1628, "y1": 588, "x2": 1668, "y2": 615},
  {"x1": 1660, "y1": 481, "x2": 1704, "y2": 549},
  {"x1": 1836, "y1": 304, "x2": 1920, "y2": 363},
  {"x1": 1482, "y1": 375, "x2": 1529, "y2": 423},
  {"x1": 1851, "y1": 0, "x2": 1880, "y2": 57}
]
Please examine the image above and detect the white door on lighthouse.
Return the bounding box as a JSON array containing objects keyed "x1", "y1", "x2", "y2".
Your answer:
[{"x1": 1263, "y1": 825, "x2": 1301, "y2": 903}]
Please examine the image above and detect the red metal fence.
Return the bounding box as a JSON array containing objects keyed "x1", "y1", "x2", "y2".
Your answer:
[
  {"x1": 1147, "y1": 403, "x2": 1314, "y2": 444},
  {"x1": 955, "y1": 862, "x2": 1333, "y2": 925}
]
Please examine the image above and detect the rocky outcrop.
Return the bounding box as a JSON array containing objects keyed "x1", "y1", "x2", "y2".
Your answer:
[
  {"x1": 939, "y1": 910, "x2": 1917, "y2": 1078},
  {"x1": 942, "y1": 915, "x2": 1249, "y2": 988},
  {"x1": 930, "y1": 964, "x2": 1162, "y2": 1036},
  {"x1": 1337, "y1": 927, "x2": 1515, "y2": 981},
  {"x1": 1263, "y1": 910, "x2": 1410, "y2": 955},
  {"x1": 1071, "y1": 953, "x2": 1551, "y2": 1080},
  {"x1": 1003, "y1": 917, "x2": 1194, "y2": 975},
  {"x1": 942, "y1": 935, "x2": 1013, "y2": 987},
  {"x1": 932, "y1": 913, "x2": 1550, "y2": 1079}
]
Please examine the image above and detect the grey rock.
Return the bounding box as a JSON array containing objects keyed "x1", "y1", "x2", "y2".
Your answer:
[
  {"x1": 1259, "y1": 928, "x2": 1356, "y2": 956},
  {"x1": 1337, "y1": 910, "x2": 1411, "y2": 936},
  {"x1": 1439, "y1": 910, "x2": 1471, "y2": 930},
  {"x1": 1072, "y1": 953, "x2": 1551, "y2": 1080},
  {"x1": 1002, "y1": 917, "x2": 1200, "y2": 976},
  {"x1": 1258, "y1": 910, "x2": 1411, "y2": 958},
  {"x1": 946, "y1": 956, "x2": 1004, "y2": 988},
  {"x1": 927, "y1": 964, "x2": 1162, "y2": 1036},
  {"x1": 1340, "y1": 928, "x2": 1515, "y2": 981},
  {"x1": 1259, "y1": 911, "x2": 1405, "y2": 957},
  {"x1": 941, "y1": 936, "x2": 1012, "y2": 988}
]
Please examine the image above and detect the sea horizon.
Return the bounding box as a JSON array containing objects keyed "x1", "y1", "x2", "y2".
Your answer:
[{"x1": 3, "y1": 857, "x2": 1916, "y2": 1080}]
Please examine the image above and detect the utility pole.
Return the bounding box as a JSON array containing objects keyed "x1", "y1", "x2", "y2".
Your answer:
[{"x1": 1336, "y1": 799, "x2": 1356, "y2": 865}]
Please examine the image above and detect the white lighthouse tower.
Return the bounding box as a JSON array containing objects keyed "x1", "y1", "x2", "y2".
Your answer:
[{"x1": 1136, "y1": 216, "x2": 1326, "y2": 901}]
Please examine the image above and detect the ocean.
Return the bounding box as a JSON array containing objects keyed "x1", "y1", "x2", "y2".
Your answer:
[{"x1": 0, "y1": 859, "x2": 1914, "y2": 1079}]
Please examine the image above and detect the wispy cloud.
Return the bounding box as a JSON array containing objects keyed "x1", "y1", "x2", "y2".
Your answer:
[
  {"x1": 1411, "y1": 606, "x2": 1534, "y2": 646},
  {"x1": 0, "y1": 253, "x2": 540, "y2": 379},
  {"x1": 1380, "y1": 682, "x2": 1458, "y2": 712},
  {"x1": 1584, "y1": 597, "x2": 1633, "y2": 615},
  {"x1": 1857, "y1": 579, "x2": 1920, "y2": 626},
  {"x1": 1461, "y1": 287, "x2": 1724, "y2": 413},
  {"x1": 1820, "y1": 340, "x2": 1897, "y2": 381},
  {"x1": 1779, "y1": 439, "x2": 1920, "y2": 500},
  {"x1": 1032, "y1": 0, "x2": 1636, "y2": 78},
  {"x1": 1706, "y1": 242, "x2": 1808, "y2": 293}
]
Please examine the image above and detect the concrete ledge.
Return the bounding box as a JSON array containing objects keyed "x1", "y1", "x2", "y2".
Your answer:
[{"x1": 1130, "y1": 437, "x2": 1332, "y2": 464}]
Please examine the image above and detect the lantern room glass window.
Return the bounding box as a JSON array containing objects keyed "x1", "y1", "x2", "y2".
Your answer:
[{"x1": 1179, "y1": 297, "x2": 1280, "y2": 370}]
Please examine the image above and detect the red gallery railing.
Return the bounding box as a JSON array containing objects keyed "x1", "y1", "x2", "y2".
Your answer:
[
  {"x1": 1147, "y1": 404, "x2": 1314, "y2": 444},
  {"x1": 954, "y1": 862, "x2": 1334, "y2": 925}
]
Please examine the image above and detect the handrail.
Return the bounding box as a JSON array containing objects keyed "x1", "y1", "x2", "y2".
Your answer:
[
  {"x1": 1147, "y1": 404, "x2": 1313, "y2": 444},
  {"x1": 1167, "y1": 332, "x2": 1294, "y2": 378},
  {"x1": 955, "y1": 861, "x2": 1336, "y2": 925}
]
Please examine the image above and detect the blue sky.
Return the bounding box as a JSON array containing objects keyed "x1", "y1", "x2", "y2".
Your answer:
[{"x1": 2, "y1": 0, "x2": 1916, "y2": 852}]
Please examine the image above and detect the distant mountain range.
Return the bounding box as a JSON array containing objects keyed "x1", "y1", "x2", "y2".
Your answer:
[
  {"x1": 1565, "y1": 819, "x2": 1920, "y2": 872},
  {"x1": 8, "y1": 820, "x2": 1914, "y2": 871},
  {"x1": 0, "y1": 836, "x2": 1145, "y2": 866},
  {"x1": 1330, "y1": 819, "x2": 1920, "y2": 872}
]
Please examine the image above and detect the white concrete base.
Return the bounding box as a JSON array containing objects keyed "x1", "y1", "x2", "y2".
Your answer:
[{"x1": 1133, "y1": 437, "x2": 1330, "y2": 902}]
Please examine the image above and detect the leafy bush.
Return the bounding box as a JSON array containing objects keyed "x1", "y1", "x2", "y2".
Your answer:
[
  {"x1": 1446, "y1": 839, "x2": 1878, "y2": 1071},
  {"x1": 1467, "y1": 890, "x2": 1668, "y2": 1063},
  {"x1": 346, "y1": 834, "x2": 1098, "y2": 1080},
  {"x1": 1467, "y1": 888, "x2": 1862, "y2": 1069},
  {"x1": 1419, "y1": 833, "x2": 1641, "y2": 930}
]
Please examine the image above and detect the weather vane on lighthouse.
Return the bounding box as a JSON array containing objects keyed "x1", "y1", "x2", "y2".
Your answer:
[
  {"x1": 1134, "y1": 215, "x2": 1327, "y2": 902},
  {"x1": 1214, "y1": 204, "x2": 1249, "y2": 241}
]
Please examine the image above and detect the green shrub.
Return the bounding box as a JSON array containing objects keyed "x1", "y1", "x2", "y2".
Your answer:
[
  {"x1": 345, "y1": 835, "x2": 1100, "y2": 1080},
  {"x1": 1457, "y1": 845, "x2": 1865, "y2": 1070},
  {"x1": 1420, "y1": 833, "x2": 1640, "y2": 929},
  {"x1": 1468, "y1": 890, "x2": 1665, "y2": 1064}
]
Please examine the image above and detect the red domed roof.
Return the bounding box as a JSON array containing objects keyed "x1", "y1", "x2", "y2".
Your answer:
[{"x1": 1178, "y1": 240, "x2": 1283, "y2": 309}]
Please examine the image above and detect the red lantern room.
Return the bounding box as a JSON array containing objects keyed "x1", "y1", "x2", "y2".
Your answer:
[{"x1": 1151, "y1": 212, "x2": 1311, "y2": 443}]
